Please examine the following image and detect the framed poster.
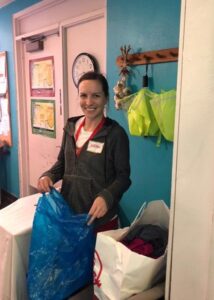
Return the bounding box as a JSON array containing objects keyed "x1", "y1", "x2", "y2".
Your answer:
[
  {"x1": 31, "y1": 99, "x2": 56, "y2": 138},
  {"x1": 0, "y1": 51, "x2": 12, "y2": 147},
  {"x1": 29, "y1": 56, "x2": 55, "y2": 97}
]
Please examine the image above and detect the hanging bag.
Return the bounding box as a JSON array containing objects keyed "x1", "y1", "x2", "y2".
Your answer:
[
  {"x1": 150, "y1": 89, "x2": 176, "y2": 142},
  {"x1": 27, "y1": 188, "x2": 96, "y2": 300},
  {"x1": 127, "y1": 88, "x2": 159, "y2": 137}
]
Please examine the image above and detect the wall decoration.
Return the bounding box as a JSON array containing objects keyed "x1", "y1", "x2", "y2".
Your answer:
[
  {"x1": 113, "y1": 45, "x2": 132, "y2": 110},
  {"x1": 29, "y1": 56, "x2": 55, "y2": 97},
  {"x1": 31, "y1": 99, "x2": 56, "y2": 138},
  {"x1": 0, "y1": 51, "x2": 12, "y2": 147},
  {"x1": 0, "y1": 97, "x2": 11, "y2": 143}
]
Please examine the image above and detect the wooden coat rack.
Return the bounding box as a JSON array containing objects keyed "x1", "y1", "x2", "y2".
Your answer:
[{"x1": 116, "y1": 47, "x2": 178, "y2": 67}]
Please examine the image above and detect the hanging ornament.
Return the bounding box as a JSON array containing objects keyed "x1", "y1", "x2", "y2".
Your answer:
[{"x1": 113, "y1": 45, "x2": 132, "y2": 110}]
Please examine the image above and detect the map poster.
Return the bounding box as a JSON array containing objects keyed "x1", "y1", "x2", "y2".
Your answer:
[
  {"x1": 31, "y1": 99, "x2": 56, "y2": 138},
  {"x1": 29, "y1": 56, "x2": 55, "y2": 97},
  {"x1": 0, "y1": 97, "x2": 12, "y2": 147},
  {"x1": 0, "y1": 51, "x2": 12, "y2": 147}
]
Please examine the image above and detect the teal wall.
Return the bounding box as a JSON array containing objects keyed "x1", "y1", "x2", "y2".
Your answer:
[
  {"x1": 0, "y1": 0, "x2": 41, "y2": 196},
  {"x1": 107, "y1": 0, "x2": 181, "y2": 224},
  {"x1": 0, "y1": 0, "x2": 180, "y2": 224}
]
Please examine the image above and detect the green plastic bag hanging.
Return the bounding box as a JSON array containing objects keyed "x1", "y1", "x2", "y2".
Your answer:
[
  {"x1": 126, "y1": 88, "x2": 159, "y2": 136},
  {"x1": 150, "y1": 89, "x2": 176, "y2": 142}
]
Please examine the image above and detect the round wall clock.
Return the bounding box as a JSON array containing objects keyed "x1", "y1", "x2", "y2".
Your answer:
[{"x1": 72, "y1": 53, "x2": 97, "y2": 87}]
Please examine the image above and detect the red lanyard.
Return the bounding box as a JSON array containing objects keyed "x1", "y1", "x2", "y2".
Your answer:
[{"x1": 75, "y1": 116, "x2": 105, "y2": 156}]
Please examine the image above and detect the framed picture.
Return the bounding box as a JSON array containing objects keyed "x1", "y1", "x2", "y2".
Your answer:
[
  {"x1": 31, "y1": 99, "x2": 56, "y2": 138},
  {"x1": 0, "y1": 51, "x2": 12, "y2": 147},
  {"x1": 29, "y1": 56, "x2": 55, "y2": 97}
]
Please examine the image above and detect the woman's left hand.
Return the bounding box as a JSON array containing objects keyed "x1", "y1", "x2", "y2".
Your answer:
[{"x1": 87, "y1": 196, "x2": 108, "y2": 225}]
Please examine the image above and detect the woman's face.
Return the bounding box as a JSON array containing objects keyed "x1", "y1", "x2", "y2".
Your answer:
[{"x1": 78, "y1": 79, "x2": 107, "y2": 121}]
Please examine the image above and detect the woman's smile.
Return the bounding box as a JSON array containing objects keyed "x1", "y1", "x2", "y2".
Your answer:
[{"x1": 78, "y1": 80, "x2": 107, "y2": 123}]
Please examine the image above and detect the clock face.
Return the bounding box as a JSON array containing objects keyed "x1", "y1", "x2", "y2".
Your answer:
[{"x1": 72, "y1": 53, "x2": 97, "y2": 87}]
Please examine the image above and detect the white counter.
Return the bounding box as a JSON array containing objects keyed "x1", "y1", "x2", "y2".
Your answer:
[{"x1": 0, "y1": 193, "x2": 39, "y2": 300}]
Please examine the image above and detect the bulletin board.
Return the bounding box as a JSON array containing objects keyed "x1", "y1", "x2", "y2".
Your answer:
[{"x1": 0, "y1": 51, "x2": 12, "y2": 147}]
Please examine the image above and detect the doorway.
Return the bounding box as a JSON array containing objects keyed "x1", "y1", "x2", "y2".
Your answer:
[{"x1": 13, "y1": 1, "x2": 106, "y2": 196}]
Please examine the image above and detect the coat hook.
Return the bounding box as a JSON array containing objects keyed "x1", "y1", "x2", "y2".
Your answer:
[
  {"x1": 142, "y1": 64, "x2": 149, "y2": 88},
  {"x1": 169, "y1": 51, "x2": 178, "y2": 57},
  {"x1": 156, "y1": 52, "x2": 165, "y2": 58},
  {"x1": 144, "y1": 54, "x2": 152, "y2": 61}
]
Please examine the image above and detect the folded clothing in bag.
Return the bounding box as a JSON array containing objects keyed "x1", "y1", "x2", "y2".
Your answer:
[
  {"x1": 121, "y1": 224, "x2": 168, "y2": 258},
  {"x1": 27, "y1": 188, "x2": 96, "y2": 300}
]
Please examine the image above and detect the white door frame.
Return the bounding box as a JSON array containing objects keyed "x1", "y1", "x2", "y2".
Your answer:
[{"x1": 165, "y1": 0, "x2": 214, "y2": 298}]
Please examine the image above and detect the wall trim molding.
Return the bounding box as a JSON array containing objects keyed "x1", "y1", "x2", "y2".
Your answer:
[{"x1": 0, "y1": 0, "x2": 14, "y2": 9}]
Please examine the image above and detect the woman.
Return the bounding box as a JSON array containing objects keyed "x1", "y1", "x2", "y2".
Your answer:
[{"x1": 37, "y1": 71, "x2": 131, "y2": 230}]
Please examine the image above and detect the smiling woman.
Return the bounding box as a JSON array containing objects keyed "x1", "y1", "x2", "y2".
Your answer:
[
  {"x1": 37, "y1": 71, "x2": 131, "y2": 232},
  {"x1": 78, "y1": 80, "x2": 107, "y2": 130}
]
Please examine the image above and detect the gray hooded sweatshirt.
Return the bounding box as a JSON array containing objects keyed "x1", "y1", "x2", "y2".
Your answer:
[{"x1": 42, "y1": 116, "x2": 131, "y2": 227}]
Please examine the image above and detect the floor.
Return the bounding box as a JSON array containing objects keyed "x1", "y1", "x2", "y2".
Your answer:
[
  {"x1": 69, "y1": 284, "x2": 165, "y2": 300},
  {"x1": 0, "y1": 189, "x2": 17, "y2": 209}
]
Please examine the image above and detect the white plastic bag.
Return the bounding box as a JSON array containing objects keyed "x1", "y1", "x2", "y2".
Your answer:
[{"x1": 94, "y1": 200, "x2": 169, "y2": 300}]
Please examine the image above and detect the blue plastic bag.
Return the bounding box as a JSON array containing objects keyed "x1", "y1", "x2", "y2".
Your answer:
[{"x1": 27, "y1": 188, "x2": 96, "y2": 300}]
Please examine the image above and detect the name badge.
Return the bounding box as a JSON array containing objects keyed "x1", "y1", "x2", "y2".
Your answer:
[{"x1": 87, "y1": 141, "x2": 104, "y2": 153}]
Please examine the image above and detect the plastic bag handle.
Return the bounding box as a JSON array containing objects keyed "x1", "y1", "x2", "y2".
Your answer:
[
  {"x1": 132, "y1": 202, "x2": 147, "y2": 224},
  {"x1": 49, "y1": 186, "x2": 61, "y2": 196},
  {"x1": 50, "y1": 186, "x2": 57, "y2": 194}
]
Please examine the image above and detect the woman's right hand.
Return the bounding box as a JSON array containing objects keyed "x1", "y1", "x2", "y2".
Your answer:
[{"x1": 37, "y1": 176, "x2": 53, "y2": 193}]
